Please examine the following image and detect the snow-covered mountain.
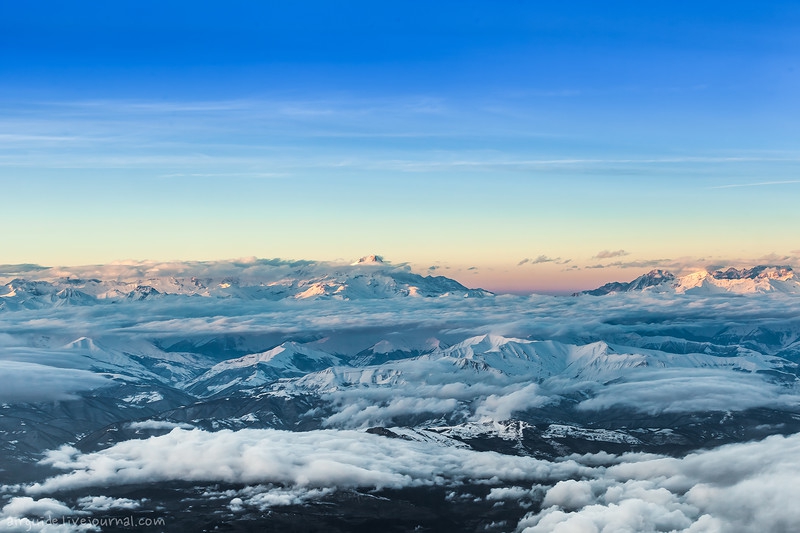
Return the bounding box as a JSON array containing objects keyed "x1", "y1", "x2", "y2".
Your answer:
[
  {"x1": 272, "y1": 334, "x2": 793, "y2": 401},
  {"x1": 672, "y1": 265, "x2": 800, "y2": 294},
  {"x1": 187, "y1": 342, "x2": 346, "y2": 397},
  {"x1": 580, "y1": 265, "x2": 800, "y2": 295},
  {"x1": 37, "y1": 335, "x2": 213, "y2": 385},
  {"x1": 0, "y1": 257, "x2": 490, "y2": 310},
  {"x1": 580, "y1": 269, "x2": 675, "y2": 295}
]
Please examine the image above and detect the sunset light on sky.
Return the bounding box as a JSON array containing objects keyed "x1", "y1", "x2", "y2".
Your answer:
[{"x1": 2, "y1": 1, "x2": 799, "y2": 292}]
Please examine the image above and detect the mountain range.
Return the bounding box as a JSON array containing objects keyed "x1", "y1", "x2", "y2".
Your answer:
[
  {"x1": 0, "y1": 257, "x2": 490, "y2": 311},
  {"x1": 579, "y1": 265, "x2": 799, "y2": 295},
  {"x1": 1, "y1": 258, "x2": 800, "y2": 531}
]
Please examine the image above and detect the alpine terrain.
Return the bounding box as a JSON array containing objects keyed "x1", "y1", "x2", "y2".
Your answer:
[{"x1": 1, "y1": 258, "x2": 800, "y2": 532}]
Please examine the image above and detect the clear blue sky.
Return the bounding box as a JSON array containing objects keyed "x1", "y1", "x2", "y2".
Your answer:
[{"x1": 1, "y1": 1, "x2": 799, "y2": 292}]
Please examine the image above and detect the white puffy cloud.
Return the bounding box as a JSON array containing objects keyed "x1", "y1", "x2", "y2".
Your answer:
[
  {"x1": 541, "y1": 479, "x2": 597, "y2": 511},
  {"x1": 126, "y1": 420, "x2": 194, "y2": 431},
  {"x1": 519, "y1": 498, "x2": 701, "y2": 533},
  {"x1": 517, "y1": 432, "x2": 800, "y2": 533},
  {"x1": 25, "y1": 428, "x2": 587, "y2": 495},
  {"x1": 76, "y1": 496, "x2": 141, "y2": 512},
  {"x1": 1, "y1": 497, "x2": 77, "y2": 518},
  {"x1": 486, "y1": 485, "x2": 543, "y2": 502},
  {"x1": 201, "y1": 484, "x2": 333, "y2": 510},
  {"x1": 0, "y1": 497, "x2": 96, "y2": 533},
  {"x1": 237, "y1": 486, "x2": 333, "y2": 510},
  {"x1": 12, "y1": 427, "x2": 800, "y2": 533},
  {"x1": 472, "y1": 383, "x2": 550, "y2": 421}
]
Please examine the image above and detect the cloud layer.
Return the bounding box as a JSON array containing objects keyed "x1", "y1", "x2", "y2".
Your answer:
[
  {"x1": 25, "y1": 428, "x2": 585, "y2": 495},
  {"x1": 518, "y1": 432, "x2": 800, "y2": 533},
  {"x1": 8, "y1": 427, "x2": 800, "y2": 533},
  {"x1": 576, "y1": 368, "x2": 800, "y2": 414},
  {"x1": 0, "y1": 362, "x2": 111, "y2": 403}
]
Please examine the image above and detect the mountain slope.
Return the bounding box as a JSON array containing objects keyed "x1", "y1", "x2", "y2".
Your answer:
[
  {"x1": 580, "y1": 269, "x2": 675, "y2": 296},
  {"x1": 187, "y1": 342, "x2": 346, "y2": 397}
]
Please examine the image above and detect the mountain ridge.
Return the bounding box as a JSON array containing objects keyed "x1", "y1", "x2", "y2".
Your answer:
[
  {"x1": 0, "y1": 257, "x2": 492, "y2": 309},
  {"x1": 578, "y1": 265, "x2": 799, "y2": 296}
]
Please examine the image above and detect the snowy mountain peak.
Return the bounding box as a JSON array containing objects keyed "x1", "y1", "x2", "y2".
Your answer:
[
  {"x1": 351, "y1": 254, "x2": 385, "y2": 265},
  {"x1": 63, "y1": 337, "x2": 103, "y2": 352},
  {"x1": 582, "y1": 265, "x2": 800, "y2": 296},
  {"x1": 451, "y1": 334, "x2": 525, "y2": 353},
  {"x1": 579, "y1": 269, "x2": 675, "y2": 296},
  {"x1": 631, "y1": 269, "x2": 675, "y2": 286},
  {"x1": 711, "y1": 265, "x2": 794, "y2": 281}
]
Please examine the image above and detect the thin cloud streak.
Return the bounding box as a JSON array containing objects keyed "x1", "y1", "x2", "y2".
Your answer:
[
  {"x1": 594, "y1": 249, "x2": 629, "y2": 259},
  {"x1": 709, "y1": 180, "x2": 800, "y2": 189}
]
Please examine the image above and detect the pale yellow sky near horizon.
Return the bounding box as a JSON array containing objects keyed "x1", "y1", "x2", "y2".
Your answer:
[{"x1": 3, "y1": 246, "x2": 797, "y2": 294}]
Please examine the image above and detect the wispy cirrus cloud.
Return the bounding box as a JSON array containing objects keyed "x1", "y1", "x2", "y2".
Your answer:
[
  {"x1": 709, "y1": 180, "x2": 800, "y2": 189},
  {"x1": 584, "y1": 259, "x2": 670, "y2": 269},
  {"x1": 518, "y1": 256, "x2": 570, "y2": 266},
  {"x1": 0, "y1": 134, "x2": 85, "y2": 143}
]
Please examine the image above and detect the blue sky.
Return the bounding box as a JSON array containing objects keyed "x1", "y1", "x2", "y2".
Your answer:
[{"x1": 1, "y1": 1, "x2": 799, "y2": 292}]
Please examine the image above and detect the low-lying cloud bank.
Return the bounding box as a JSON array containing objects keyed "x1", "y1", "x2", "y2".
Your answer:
[
  {"x1": 4, "y1": 281, "x2": 800, "y2": 352},
  {"x1": 576, "y1": 368, "x2": 800, "y2": 414},
  {"x1": 518, "y1": 431, "x2": 800, "y2": 533},
  {"x1": 0, "y1": 361, "x2": 111, "y2": 403},
  {"x1": 24, "y1": 428, "x2": 584, "y2": 495},
  {"x1": 310, "y1": 361, "x2": 555, "y2": 428},
  {"x1": 3, "y1": 428, "x2": 799, "y2": 532},
  {"x1": 304, "y1": 360, "x2": 796, "y2": 429},
  {"x1": 0, "y1": 496, "x2": 95, "y2": 532}
]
